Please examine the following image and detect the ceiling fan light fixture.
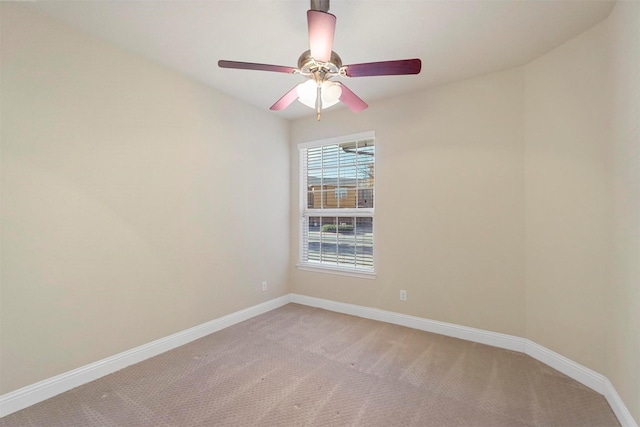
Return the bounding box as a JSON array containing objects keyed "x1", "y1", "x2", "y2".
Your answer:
[{"x1": 296, "y1": 80, "x2": 341, "y2": 109}]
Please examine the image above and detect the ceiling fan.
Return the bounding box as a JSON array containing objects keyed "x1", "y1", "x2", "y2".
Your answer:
[{"x1": 218, "y1": 0, "x2": 422, "y2": 120}]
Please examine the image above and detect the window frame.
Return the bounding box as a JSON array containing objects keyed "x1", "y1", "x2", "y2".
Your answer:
[{"x1": 297, "y1": 131, "x2": 376, "y2": 279}]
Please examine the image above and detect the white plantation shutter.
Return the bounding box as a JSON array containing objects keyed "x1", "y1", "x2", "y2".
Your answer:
[{"x1": 299, "y1": 132, "x2": 375, "y2": 274}]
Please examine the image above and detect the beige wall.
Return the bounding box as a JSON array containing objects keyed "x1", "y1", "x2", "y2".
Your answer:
[
  {"x1": 524, "y1": 2, "x2": 640, "y2": 421},
  {"x1": 290, "y1": 68, "x2": 527, "y2": 338},
  {"x1": 0, "y1": 4, "x2": 290, "y2": 394},
  {"x1": 523, "y1": 16, "x2": 610, "y2": 373},
  {"x1": 606, "y1": 0, "x2": 640, "y2": 422}
]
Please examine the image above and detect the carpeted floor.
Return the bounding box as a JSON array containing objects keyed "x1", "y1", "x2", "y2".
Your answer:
[{"x1": 0, "y1": 303, "x2": 620, "y2": 426}]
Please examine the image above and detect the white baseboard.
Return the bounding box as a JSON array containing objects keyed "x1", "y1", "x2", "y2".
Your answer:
[
  {"x1": 605, "y1": 378, "x2": 639, "y2": 427},
  {"x1": 289, "y1": 294, "x2": 526, "y2": 352},
  {"x1": 289, "y1": 294, "x2": 638, "y2": 427},
  {"x1": 523, "y1": 339, "x2": 606, "y2": 393},
  {"x1": 0, "y1": 295, "x2": 290, "y2": 418},
  {"x1": 2, "y1": 293, "x2": 637, "y2": 427}
]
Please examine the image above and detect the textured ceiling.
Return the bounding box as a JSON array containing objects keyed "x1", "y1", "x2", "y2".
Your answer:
[{"x1": 24, "y1": 0, "x2": 614, "y2": 120}]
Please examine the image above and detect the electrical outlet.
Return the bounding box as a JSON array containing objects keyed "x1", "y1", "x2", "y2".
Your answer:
[
  {"x1": 262, "y1": 281, "x2": 268, "y2": 291},
  {"x1": 400, "y1": 290, "x2": 407, "y2": 301}
]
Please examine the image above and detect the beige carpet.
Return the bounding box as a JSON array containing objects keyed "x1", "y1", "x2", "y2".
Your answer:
[{"x1": 0, "y1": 303, "x2": 619, "y2": 426}]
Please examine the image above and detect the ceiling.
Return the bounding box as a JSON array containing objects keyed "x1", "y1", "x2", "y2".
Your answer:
[{"x1": 24, "y1": 0, "x2": 614, "y2": 120}]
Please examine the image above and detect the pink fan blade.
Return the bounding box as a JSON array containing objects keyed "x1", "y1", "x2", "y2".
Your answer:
[
  {"x1": 307, "y1": 10, "x2": 336, "y2": 62},
  {"x1": 218, "y1": 60, "x2": 297, "y2": 74},
  {"x1": 344, "y1": 59, "x2": 422, "y2": 77},
  {"x1": 339, "y1": 83, "x2": 368, "y2": 113},
  {"x1": 270, "y1": 86, "x2": 299, "y2": 111}
]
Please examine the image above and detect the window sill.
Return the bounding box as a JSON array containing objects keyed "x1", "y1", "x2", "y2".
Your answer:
[{"x1": 296, "y1": 263, "x2": 376, "y2": 280}]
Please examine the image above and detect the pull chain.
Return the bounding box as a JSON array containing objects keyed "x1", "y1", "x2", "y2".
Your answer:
[{"x1": 315, "y1": 83, "x2": 322, "y2": 121}]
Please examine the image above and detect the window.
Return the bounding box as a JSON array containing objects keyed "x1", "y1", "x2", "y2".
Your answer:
[
  {"x1": 298, "y1": 132, "x2": 375, "y2": 276},
  {"x1": 334, "y1": 187, "x2": 348, "y2": 199}
]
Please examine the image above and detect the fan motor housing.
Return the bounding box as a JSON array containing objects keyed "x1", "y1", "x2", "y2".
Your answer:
[{"x1": 298, "y1": 49, "x2": 342, "y2": 75}]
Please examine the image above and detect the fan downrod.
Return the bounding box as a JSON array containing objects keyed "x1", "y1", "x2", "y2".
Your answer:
[{"x1": 310, "y1": 0, "x2": 330, "y2": 13}]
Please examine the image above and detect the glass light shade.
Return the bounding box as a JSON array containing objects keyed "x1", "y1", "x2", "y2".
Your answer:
[
  {"x1": 321, "y1": 81, "x2": 342, "y2": 107},
  {"x1": 296, "y1": 80, "x2": 342, "y2": 109},
  {"x1": 297, "y1": 80, "x2": 317, "y2": 108}
]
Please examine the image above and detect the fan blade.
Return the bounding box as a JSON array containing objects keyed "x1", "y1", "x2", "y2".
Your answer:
[
  {"x1": 338, "y1": 83, "x2": 368, "y2": 113},
  {"x1": 343, "y1": 59, "x2": 422, "y2": 77},
  {"x1": 218, "y1": 60, "x2": 297, "y2": 74},
  {"x1": 270, "y1": 86, "x2": 299, "y2": 111},
  {"x1": 307, "y1": 10, "x2": 336, "y2": 62}
]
